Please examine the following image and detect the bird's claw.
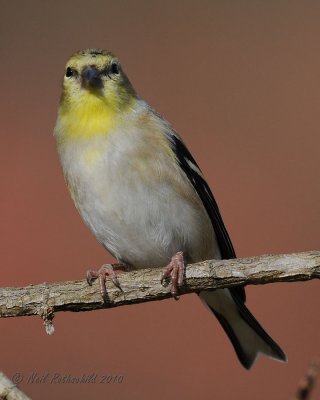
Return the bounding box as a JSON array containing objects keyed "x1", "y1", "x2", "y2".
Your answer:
[
  {"x1": 161, "y1": 251, "x2": 185, "y2": 300},
  {"x1": 87, "y1": 264, "x2": 124, "y2": 302}
]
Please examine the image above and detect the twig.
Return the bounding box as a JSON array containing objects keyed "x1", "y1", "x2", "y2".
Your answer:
[
  {"x1": 0, "y1": 251, "x2": 319, "y2": 333},
  {"x1": 0, "y1": 372, "x2": 31, "y2": 400},
  {"x1": 291, "y1": 358, "x2": 320, "y2": 400}
]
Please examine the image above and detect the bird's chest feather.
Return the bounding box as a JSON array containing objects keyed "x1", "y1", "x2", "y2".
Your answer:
[
  {"x1": 60, "y1": 133, "x2": 151, "y2": 219},
  {"x1": 58, "y1": 130, "x2": 215, "y2": 266}
]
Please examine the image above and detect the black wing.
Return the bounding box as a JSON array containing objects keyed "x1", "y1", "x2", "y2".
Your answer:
[{"x1": 169, "y1": 134, "x2": 245, "y2": 302}]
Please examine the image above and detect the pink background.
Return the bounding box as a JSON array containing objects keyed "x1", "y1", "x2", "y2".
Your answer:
[{"x1": 1, "y1": 1, "x2": 319, "y2": 399}]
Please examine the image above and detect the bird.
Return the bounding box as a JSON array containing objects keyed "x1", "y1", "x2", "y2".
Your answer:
[{"x1": 54, "y1": 48, "x2": 287, "y2": 369}]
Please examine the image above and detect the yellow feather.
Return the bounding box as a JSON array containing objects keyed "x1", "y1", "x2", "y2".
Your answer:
[
  {"x1": 54, "y1": 49, "x2": 136, "y2": 145},
  {"x1": 58, "y1": 92, "x2": 118, "y2": 140}
]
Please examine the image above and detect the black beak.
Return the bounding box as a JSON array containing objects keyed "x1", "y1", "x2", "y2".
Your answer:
[{"x1": 81, "y1": 66, "x2": 102, "y2": 89}]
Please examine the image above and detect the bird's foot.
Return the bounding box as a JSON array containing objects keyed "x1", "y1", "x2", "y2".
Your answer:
[
  {"x1": 87, "y1": 263, "x2": 128, "y2": 302},
  {"x1": 161, "y1": 251, "x2": 185, "y2": 300}
]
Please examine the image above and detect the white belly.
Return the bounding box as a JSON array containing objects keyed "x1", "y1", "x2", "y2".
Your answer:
[{"x1": 59, "y1": 130, "x2": 219, "y2": 268}]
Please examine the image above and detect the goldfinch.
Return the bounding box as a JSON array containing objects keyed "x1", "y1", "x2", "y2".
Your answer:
[{"x1": 54, "y1": 48, "x2": 287, "y2": 369}]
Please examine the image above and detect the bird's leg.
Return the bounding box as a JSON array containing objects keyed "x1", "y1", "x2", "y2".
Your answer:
[
  {"x1": 161, "y1": 251, "x2": 185, "y2": 300},
  {"x1": 87, "y1": 263, "x2": 129, "y2": 301}
]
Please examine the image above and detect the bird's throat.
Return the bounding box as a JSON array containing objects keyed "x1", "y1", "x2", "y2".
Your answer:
[{"x1": 56, "y1": 92, "x2": 121, "y2": 142}]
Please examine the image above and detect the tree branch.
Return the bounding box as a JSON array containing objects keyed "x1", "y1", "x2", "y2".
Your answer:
[
  {"x1": 291, "y1": 358, "x2": 320, "y2": 400},
  {"x1": 0, "y1": 372, "x2": 31, "y2": 400},
  {"x1": 0, "y1": 251, "x2": 319, "y2": 333}
]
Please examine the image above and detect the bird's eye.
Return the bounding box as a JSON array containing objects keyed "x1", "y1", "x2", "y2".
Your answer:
[
  {"x1": 65, "y1": 67, "x2": 74, "y2": 78},
  {"x1": 110, "y1": 62, "x2": 119, "y2": 75}
]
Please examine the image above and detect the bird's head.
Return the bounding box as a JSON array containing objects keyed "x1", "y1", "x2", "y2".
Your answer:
[
  {"x1": 61, "y1": 48, "x2": 136, "y2": 107},
  {"x1": 56, "y1": 49, "x2": 137, "y2": 141}
]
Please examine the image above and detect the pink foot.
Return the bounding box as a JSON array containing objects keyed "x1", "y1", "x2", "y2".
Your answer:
[
  {"x1": 87, "y1": 264, "x2": 127, "y2": 301},
  {"x1": 161, "y1": 251, "x2": 185, "y2": 300}
]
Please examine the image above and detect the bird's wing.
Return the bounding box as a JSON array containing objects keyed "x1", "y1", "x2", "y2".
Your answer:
[{"x1": 166, "y1": 131, "x2": 245, "y2": 302}]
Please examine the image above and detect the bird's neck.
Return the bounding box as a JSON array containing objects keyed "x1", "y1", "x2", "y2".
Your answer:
[{"x1": 55, "y1": 92, "x2": 134, "y2": 144}]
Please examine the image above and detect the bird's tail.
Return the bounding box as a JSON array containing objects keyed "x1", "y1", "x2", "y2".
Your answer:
[{"x1": 199, "y1": 289, "x2": 287, "y2": 369}]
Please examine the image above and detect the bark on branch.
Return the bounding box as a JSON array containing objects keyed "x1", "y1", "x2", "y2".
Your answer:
[
  {"x1": 0, "y1": 372, "x2": 31, "y2": 400},
  {"x1": 291, "y1": 358, "x2": 320, "y2": 400},
  {"x1": 0, "y1": 251, "x2": 319, "y2": 333}
]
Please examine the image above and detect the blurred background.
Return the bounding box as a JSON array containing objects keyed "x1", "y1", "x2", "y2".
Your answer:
[{"x1": 1, "y1": 1, "x2": 319, "y2": 399}]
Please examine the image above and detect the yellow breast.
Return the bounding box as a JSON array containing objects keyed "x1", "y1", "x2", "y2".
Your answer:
[{"x1": 57, "y1": 91, "x2": 119, "y2": 141}]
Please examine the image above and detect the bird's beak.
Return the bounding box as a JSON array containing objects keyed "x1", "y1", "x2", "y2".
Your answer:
[{"x1": 81, "y1": 66, "x2": 103, "y2": 90}]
